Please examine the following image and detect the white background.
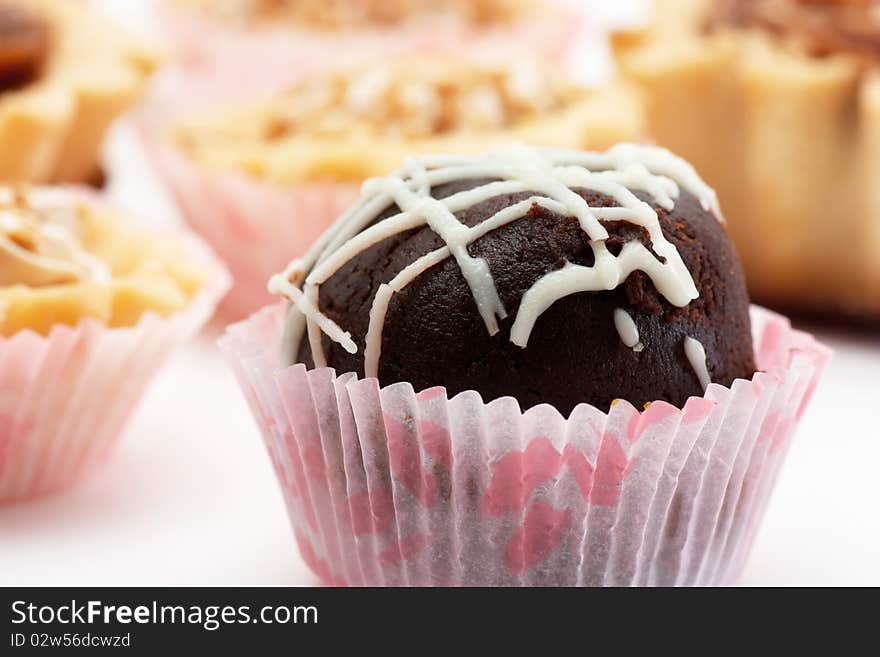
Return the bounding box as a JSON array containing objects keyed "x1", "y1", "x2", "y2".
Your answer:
[{"x1": 1, "y1": 0, "x2": 879, "y2": 587}]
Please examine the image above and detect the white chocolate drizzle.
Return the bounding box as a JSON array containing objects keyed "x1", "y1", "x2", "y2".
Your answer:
[
  {"x1": 269, "y1": 143, "x2": 721, "y2": 376},
  {"x1": 683, "y1": 336, "x2": 711, "y2": 392},
  {"x1": 613, "y1": 308, "x2": 643, "y2": 352}
]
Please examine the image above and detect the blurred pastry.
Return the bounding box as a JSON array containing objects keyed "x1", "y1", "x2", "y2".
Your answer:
[
  {"x1": 614, "y1": 0, "x2": 880, "y2": 320},
  {"x1": 0, "y1": 187, "x2": 209, "y2": 336},
  {"x1": 142, "y1": 57, "x2": 643, "y2": 318},
  {"x1": 158, "y1": 0, "x2": 588, "y2": 106},
  {"x1": 0, "y1": 0, "x2": 158, "y2": 184},
  {"x1": 0, "y1": 186, "x2": 229, "y2": 500},
  {"x1": 171, "y1": 58, "x2": 642, "y2": 184},
  {"x1": 171, "y1": 0, "x2": 534, "y2": 28}
]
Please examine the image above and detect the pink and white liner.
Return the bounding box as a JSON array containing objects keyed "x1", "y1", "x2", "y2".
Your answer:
[
  {"x1": 220, "y1": 303, "x2": 830, "y2": 586},
  {"x1": 158, "y1": 5, "x2": 588, "y2": 107},
  {"x1": 0, "y1": 229, "x2": 230, "y2": 502},
  {"x1": 139, "y1": 125, "x2": 358, "y2": 320}
]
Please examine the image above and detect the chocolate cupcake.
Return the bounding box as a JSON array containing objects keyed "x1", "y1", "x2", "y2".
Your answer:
[
  {"x1": 222, "y1": 144, "x2": 829, "y2": 586},
  {"x1": 281, "y1": 147, "x2": 754, "y2": 414}
]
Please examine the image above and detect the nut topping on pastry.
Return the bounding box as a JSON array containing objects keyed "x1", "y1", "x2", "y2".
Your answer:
[
  {"x1": 0, "y1": 2, "x2": 50, "y2": 91},
  {"x1": 179, "y1": 59, "x2": 585, "y2": 144}
]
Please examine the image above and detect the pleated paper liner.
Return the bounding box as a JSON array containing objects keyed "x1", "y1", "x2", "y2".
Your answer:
[
  {"x1": 0, "y1": 229, "x2": 230, "y2": 502},
  {"x1": 220, "y1": 304, "x2": 829, "y2": 586},
  {"x1": 139, "y1": 126, "x2": 360, "y2": 320},
  {"x1": 157, "y1": 4, "x2": 588, "y2": 106}
]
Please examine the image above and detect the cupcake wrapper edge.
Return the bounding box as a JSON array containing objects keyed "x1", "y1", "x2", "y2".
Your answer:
[
  {"x1": 0, "y1": 229, "x2": 230, "y2": 501},
  {"x1": 220, "y1": 304, "x2": 830, "y2": 586}
]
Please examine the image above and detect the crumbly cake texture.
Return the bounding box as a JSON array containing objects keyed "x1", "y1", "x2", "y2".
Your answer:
[
  {"x1": 614, "y1": 0, "x2": 880, "y2": 319},
  {"x1": 170, "y1": 58, "x2": 642, "y2": 185},
  {"x1": 0, "y1": 0, "x2": 159, "y2": 183},
  {"x1": 0, "y1": 188, "x2": 206, "y2": 337},
  {"x1": 271, "y1": 144, "x2": 755, "y2": 414}
]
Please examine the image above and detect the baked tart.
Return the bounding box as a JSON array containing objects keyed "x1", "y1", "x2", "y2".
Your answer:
[
  {"x1": 614, "y1": 0, "x2": 880, "y2": 320},
  {"x1": 0, "y1": 187, "x2": 209, "y2": 336},
  {"x1": 158, "y1": 0, "x2": 587, "y2": 104},
  {"x1": 171, "y1": 58, "x2": 642, "y2": 184},
  {"x1": 145, "y1": 57, "x2": 642, "y2": 318},
  {"x1": 0, "y1": 186, "x2": 228, "y2": 500},
  {"x1": 0, "y1": 0, "x2": 158, "y2": 184},
  {"x1": 168, "y1": 0, "x2": 536, "y2": 28}
]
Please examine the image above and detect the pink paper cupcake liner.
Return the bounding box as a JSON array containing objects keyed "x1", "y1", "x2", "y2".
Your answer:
[
  {"x1": 139, "y1": 126, "x2": 359, "y2": 320},
  {"x1": 0, "y1": 227, "x2": 230, "y2": 502},
  {"x1": 157, "y1": 4, "x2": 589, "y2": 107},
  {"x1": 219, "y1": 304, "x2": 830, "y2": 586}
]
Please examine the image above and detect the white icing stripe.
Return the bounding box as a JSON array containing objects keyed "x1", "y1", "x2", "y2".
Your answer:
[
  {"x1": 305, "y1": 284, "x2": 329, "y2": 365},
  {"x1": 364, "y1": 248, "x2": 450, "y2": 377},
  {"x1": 613, "y1": 308, "x2": 643, "y2": 352},
  {"x1": 386, "y1": 174, "x2": 507, "y2": 334},
  {"x1": 684, "y1": 336, "x2": 711, "y2": 391},
  {"x1": 281, "y1": 303, "x2": 307, "y2": 367},
  {"x1": 269, "y1": 143, "x2": 720, "y2": 371},
  {"x1": 512, "y1": 238, "x2": 694, "y2": 347},
  {"x1": 362, "y1": 196, "x2": 566, "y2": 377},
  {"x1": 540, "y1": 144, "x2": 722, "y2": 219},
  {"x1": 271, "y1": 271, "x2": 356, "y2": 354},
  {"x1": 364, "y1": 283, "x2": 395, "y2": 378}
]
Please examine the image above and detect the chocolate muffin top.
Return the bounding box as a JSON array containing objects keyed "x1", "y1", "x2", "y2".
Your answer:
[{"x1": 271, "y1": 143, "x2": 755, "y2": 414}]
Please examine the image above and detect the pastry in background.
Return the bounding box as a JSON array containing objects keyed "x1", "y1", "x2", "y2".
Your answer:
[
  {"x1": 157, "y1": 0, "x2": 589, "y2": 106},
  {"x1": 0, "y1": 0, "x2": 158, "y2": 184},
  {"x1": 220, "y1": 143, "x2": 829, "y2": 586},
  {"x1": 141, "y1": 57, "x2": 643, "y2": 319},
  {"x1": 614, "y1": 0, "x2": 880, "y2": 321},
  {"x1": 0, "y1": 186, "x2": 229, "y2": 501}
]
